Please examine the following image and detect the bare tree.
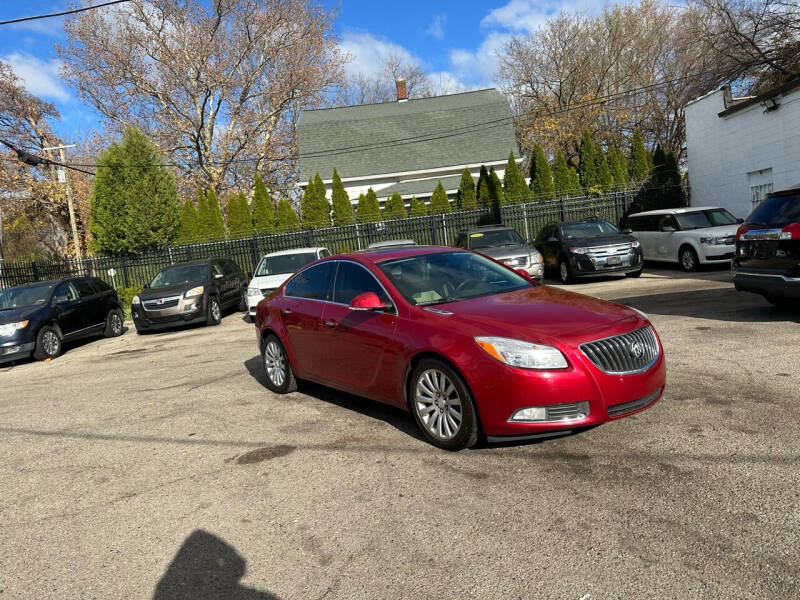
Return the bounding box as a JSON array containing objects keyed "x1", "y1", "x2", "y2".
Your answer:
[{"x1": 57, "y1": 0, "x2": 346, "y2": 194}]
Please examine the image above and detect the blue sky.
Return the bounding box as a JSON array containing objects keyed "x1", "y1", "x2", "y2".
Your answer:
[{"x1": 0, "y1": 0, "x2": 600, "y2": 141}]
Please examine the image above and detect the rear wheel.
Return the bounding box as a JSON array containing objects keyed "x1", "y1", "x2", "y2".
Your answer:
[
  {"x1": 104, "y1": 309, "x2": 124, "y2": 337},
  {"x1": 559, "y1": 258, "x2": 574, "y2": 284},
  {"x1": 33, "y1": 325, "x2": 62, "y2": 361},
  {"x1": 262, "y1": 334, "x2": 297, "y2": 393},
  {"x1": 238, "y1": 287, "x2": 248, "y2": 312},
  {"x1": 679, "y1": 246, "x2": 698, "y2": 272},
  {"x1": 409, "y1": 358, "x2": 478, "y2": 451},
  {"x1": 206, "y1": 296, "x2": 222, "y2": 326}
]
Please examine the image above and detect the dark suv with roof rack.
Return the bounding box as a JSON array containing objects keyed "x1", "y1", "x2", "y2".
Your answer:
[{"x1": 733, "y1": 187, "x2": 800, "y2": 307}]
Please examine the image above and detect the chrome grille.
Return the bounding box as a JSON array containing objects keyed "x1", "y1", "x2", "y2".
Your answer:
[
  {"x1": 586, "y1": 243, "x2": 633, "y2": 258},
  {"x1": 545, "y1": 401, "x2": 589, "y2": 421},
  {"x1": 607, "y1": 388, "x2": 662, "y2": 417},
  {"x1": 580, "y1": 326, "x2": 659, "y2": 375},
  {"x1": 142, "y1": 295, "x2": 181, "y2": 310}
]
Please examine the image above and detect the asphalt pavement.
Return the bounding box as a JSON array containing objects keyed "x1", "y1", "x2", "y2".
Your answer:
[{"x1": 1, "y1": 264, "x2": 798, "y2": 599}]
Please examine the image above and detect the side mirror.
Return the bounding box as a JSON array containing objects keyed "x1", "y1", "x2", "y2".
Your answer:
[
  {"x1": 54, "y1": 295, "x2": 69, "y2": 304},
  {"x1": 349, "y1": 291, "x2": 391, "y2": 312},
  {"x1": 737, "y1": 218, "x2": 744, "y2": 224},
  {"x1": 143, "y1": 283, "x2": 150, "y2": 289},
  {"x1": 623, "y1": 228, "x2": 633, "y2": 234},
  {"x1": 514, "y1": 268, "x2": 533, "y2": 282},
  {"x1": 214, "y1": 272, "x2": 224, "y2": 280},
  {"x1": 660, "y1": 225, "x2": 676, "y2": 233}
]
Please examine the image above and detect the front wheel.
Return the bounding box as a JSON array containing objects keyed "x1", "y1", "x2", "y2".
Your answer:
[
  {"x1": 104, "y1": 309, "x2": 125, "y2": 337},
  {"x1": 33, "y1": 325, "x2": 62, "y2": 361},
  {"x1": 262, "y1": 334, "x2": 297, "y2": 393},
  {"x1": 559, "y1": 258, "x2": 574, "y2": 284},
  {"x1": 409, "y1": 359, "x2": 479, "y2": 451},
  {"x1": 626, "y1": 268, "x2": 643, "y2": 278},
  {"x1": 238, "y1": 288, "x2": 248, "y2": 312},
  {"x1": 206, "y1": 296, "x2": 222, "y2": 326},
  {"x1": 679, "y1": 246, "x2": 698, "y2": 272}
]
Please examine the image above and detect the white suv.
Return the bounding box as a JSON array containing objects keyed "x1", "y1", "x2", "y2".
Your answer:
[
  {"x1": 246, "y1": 247, "x2": 330, "y2": 317},
  {"x1": 623, "y1": 207, "x2": 742, "y2": 271}
]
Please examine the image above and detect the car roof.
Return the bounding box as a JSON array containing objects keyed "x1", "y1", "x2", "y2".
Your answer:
[
  {"x1": 627, "y1": 206, "x2": 724, "y2": 217},
  {"x1": 261, "y1": 247, "x2": 327, "y2": 258}
]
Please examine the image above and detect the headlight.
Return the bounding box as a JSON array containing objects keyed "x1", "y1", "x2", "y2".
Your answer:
[
  {"x1": 529, "y1": 251, "x2": 542, "y2": 263},
  {"x1": 630, "y1": 240, "x2": 640, "y2": 248},
  {"x1": 569, "y1": 247, "x2": 588, "y2": 254},
  {"x1": 247, "y1": 287, "x2": 261, "y2": 297},
  {"x1": 700, "y1": 237, "x2": 713, "y2": 245},
  {"x1": 475, "y1": 336, "x2": 568, "y2": 370},
  {"x1": 185, "y1": 286, "x2": 204, "y2": 298},
  {"x1": 0, "y1": 320, "x2": 29, "y2": 337},
  {"x1": 131, "y1": 296, "x2": 140, "y2": 305}
]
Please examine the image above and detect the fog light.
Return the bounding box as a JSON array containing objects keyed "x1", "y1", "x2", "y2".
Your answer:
[{"x1": 510, "y1": 406, "x2": 548, "y2": 422}]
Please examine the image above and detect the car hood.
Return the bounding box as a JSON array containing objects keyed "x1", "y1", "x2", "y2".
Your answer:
[
  {"x1": 139, "y1": 282, "x2": 205, "y2": 300},
  {"x1": 562, "y1": 233, "x2": 635, "y2": 248},
  {"x1": 0, "y1": 306, "x2": 41, "y2": 325},
  {"x1": 429, "y1": 285, "x2": 641, "y2": 343},
  {"x1": 249, "y1": 273, "x2": 292, "y2": 290},
  {"x1": 475, "y1": 245, "x2": 535, "y2": 260}
]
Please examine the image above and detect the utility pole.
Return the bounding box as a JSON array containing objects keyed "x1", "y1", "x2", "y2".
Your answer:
[{"x1": 42, "y1": 144, "x2": 81, "y2": 261}]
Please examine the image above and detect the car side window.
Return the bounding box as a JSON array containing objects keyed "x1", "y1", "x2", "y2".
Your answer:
[
  {"x1": 92, "y1": 278, "x2": 112, "y2": 292},
  {"x1": 659, "y1": 215, "x2": 678, "y2": 231},
  {"x1": 53, "y1": 282, "x2": 79, "y2": 303},
  {"x1": 333, "y1": 262, "x2": 391, "y2": 306},
  {"x1": 211, "y1": 262, "x2": 224, "y2": 277},
  {"x1": 284, "y1": 262, "x2": 334, "y2": 301},
  {"x1": 222, "y1": 260, "x2": 238, "y2": 276},
  {"x1": 319, "y1": 249, "x2": 331, "y2": 258},
  {"x1": 74, "y1": 278, "x2": 96, "y2": 298}
]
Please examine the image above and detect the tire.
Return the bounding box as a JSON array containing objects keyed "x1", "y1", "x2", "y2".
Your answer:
[
  {"x1": 104, "y1": 309, "x2": 125, "y2": 337},
  {"x1": 262, "y1": 334, "x2": 297, "y2": 393},
  {"x1": 238, "y1": 287, "x2": 248, "y2": 312},
  {"x1": 559, "y1": 258, "x2": 574, "y2": 284},
  {"x1": 33, "y1": 325, "x2": 62, "y2": 361},
  {"x1": 679, "y1": 246, "x2": 699, "y2": 272},
  {"x1": 626, "y1": 268, "x2": 643, "y2": 278},
  {"x1": 206, "y1": 296, "x2": 222, "y2": 326},
  {"x1": 409, "y1": 358, "x2": 479, "y2": 451}
]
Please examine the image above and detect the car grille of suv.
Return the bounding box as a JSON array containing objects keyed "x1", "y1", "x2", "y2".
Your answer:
[
  {"x1": 607, "y1": 388, "x2": 662, "y2": 417},
  {"x1": 586, "y1": 243, "x2": 633, "y2": 259},
  {"x1": 579, "y1": 325, "x2": 659, "y2": 375},
  {"x1": 142, "y1": 296, "x2": 181, "y2": 310}
]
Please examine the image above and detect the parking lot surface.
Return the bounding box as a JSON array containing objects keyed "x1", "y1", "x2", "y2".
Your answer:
[{"x1": 1, "y1": 266, "x2": 798, "y2": 599}]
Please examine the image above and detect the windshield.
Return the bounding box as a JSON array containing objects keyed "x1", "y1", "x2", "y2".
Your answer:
[
  {"x1": 0, "y1": 283, "x2": 53, "y2": 309},
  {"x1": 560, "y1": 220, "x2": 619, "y2": 239},
  {"x1": 255, "y1": 252, "x2": 317, "y2": 277},
  {"x1": 747, "y1": 194, "x2": 800, "y2": 226},
  {"x1": 676, "y1": 209, "x2": 738, "y2": 229},
  {"x1": 378, "y1": 250, "x2": 531, "y2": 306},
  {"x1": 467, "y1": 229, "x2": 524, "y2": 249},
  {"x1": 149, "y1": 265, "x2": 209, "y2": 288}
]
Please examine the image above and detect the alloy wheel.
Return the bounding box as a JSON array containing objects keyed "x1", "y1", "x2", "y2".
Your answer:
[
  {"x1": 414, "y1": 369, "x2": 462, "y2": 440},
  {"x1": 42, "y1": 330, "x2": 59, "y2": 356},
  {"x1": 681, "y1": 249, "x2": 696, "y2": 271},
  {"x1": 211, "y1": 300, "x2": 221, "y2": 322},
  {"x1": 560, "y1": 261, "x2": 569, "y2": 283},
  {"x1": 264, "y1": 341, "x2": 286, "y2": 387},
  {"x1": 111, "y1": 313, "x2": 123, "y2": 335}
]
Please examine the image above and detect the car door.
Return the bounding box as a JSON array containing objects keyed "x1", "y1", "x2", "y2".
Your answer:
[
  {"x1": 222, "y1": 259, "x2": 242, "y2": 306},
  {"x1": 316, "y1": 261, "x2": 400, "y2": 398},
  {"x1": 210, "y1": 261, "x2": 231, "y2": 305},
  {"x1": 74, "y1": 277, "x2": 106, "y2": 331},
  {"x1": 627, "y1": 216, "x2": 652, "y2": 260},
  {"x1": 656, "y1": 215, "x2": 679, "y2": 260},
  {"x1": 537, "y1": 225, "x2": 560, "y2": 269},
  {"x1": 51, "y1": 281, "x2": 84, "y2": 336},
  {"x1": 281, "y1": 261, "x2": 336, "y2": 375}
]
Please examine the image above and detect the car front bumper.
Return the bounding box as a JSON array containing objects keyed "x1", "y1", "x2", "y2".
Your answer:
[
  {"x1": 569, "y1": 250, "x2": 643, "y2": 277},
  {"x1": 132, "y1": 295, "x2": 208, "y2": 330},
  {"x1": 0, "y1": 340, "x2": 36, "y2": 364},
  {"x1": 526, "y1": 262, "x2": 545, "y2": 280},
  {"x1": 699, "y1": 243, "x2": 735, "y2": 262}
]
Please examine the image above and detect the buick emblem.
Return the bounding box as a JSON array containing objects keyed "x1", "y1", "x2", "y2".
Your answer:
[{"x1": 629, "y1": 341, "x2": 644, "y2": 359}]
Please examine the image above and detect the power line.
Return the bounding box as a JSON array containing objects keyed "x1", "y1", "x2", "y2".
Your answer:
[{"x1": 0, "y1": 0, "x2": 130, "y2": 26}]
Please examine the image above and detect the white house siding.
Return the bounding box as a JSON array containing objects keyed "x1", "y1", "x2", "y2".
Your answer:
[{"x1": 685, "y1": 86, "x2": 800, "y2": 218}]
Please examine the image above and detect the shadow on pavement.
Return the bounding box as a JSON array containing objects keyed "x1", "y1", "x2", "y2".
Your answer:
[
  {"x1": 153, "y1": 530, "x2": 279, "y2": 599},
  {"x1": 612, "y1": 287, "x2": 800, "y2": 323}
]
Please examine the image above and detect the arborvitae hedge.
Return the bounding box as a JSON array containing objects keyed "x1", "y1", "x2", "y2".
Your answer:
[
  {"x1": 203, "y1": 187, "x2": 226, "y2": 240},
  {"x1": 596, "y1": 145, "x2": 614, "y2": 192},
  {"x1": 330, "y1": 168, "x2": 354, "y2": 226},
  {"x1": 504, "y1": 152, "x2": 528, "y2": 204},
  {"x1": 384, "y1": 192, "x2": 407, "y2": 219},
  {"x1": 357, "y1": 188, "x2": 382, "y2": 222},
  {"x1": 276, "y1": 198, "x2": 300, "y2": 232},
  {"x1": 177, "y1": 198, "x2": 199, "y2": 244},
  {"x1": 252, "y1": 173, "x2": 275, "y2": 234},
  {"x1": 226, "y1": 192, "x2": 252, "y2": 238},
  {"x1": 457, "y1": 167, "x2": 477, "y2": 210},
  {"x1": 476, "y1": 165, "x2": 491, "y2": 209},
  {"x1": 408, "y1": 196, "x2": 427, "y2": 217},
  {"x1": 488, "y1": 167, "x2": 503, "y2": 207},
  {"x1": 429, "y1": 181, "x2": 451, "y2": 214},
  {"x1": 630, "y1": 129, "x2": 651, "y2": 182},
  {"x1": 529, "y1": 143, "x2": 554, "y2": 200},
  {"x1": 578, "y1": 128, "x2": 598, "y2": 191}
]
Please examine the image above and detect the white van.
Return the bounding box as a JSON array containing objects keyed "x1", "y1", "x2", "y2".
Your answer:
[
  {"x1": 246, "y1": 247, "x2": 330, "y2": 317},
  {"x1": 623, "y1": 207, "x2": 742, "y2": 271}
]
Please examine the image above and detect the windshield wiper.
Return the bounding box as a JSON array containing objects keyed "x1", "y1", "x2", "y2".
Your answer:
[{"x1": 417, "y1": 296, "x2": 459, "y2": 306}]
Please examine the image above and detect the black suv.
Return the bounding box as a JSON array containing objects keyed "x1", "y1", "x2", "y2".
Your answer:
[
  {"x1": 536, "y1": 218, "x2": 644, "y2": 283},
  {"x1": 132, "y1": 257, "x2": 248, "y2": 333},
  {"x1": 455, "y1": 226, "x2": 544, "y2": 280},
  {"x1": 733, "y1": 187, "x2": 800, "y2": 307},
  {"x1": 0, "y1": 276, "x2": 124, "y2": 364}
]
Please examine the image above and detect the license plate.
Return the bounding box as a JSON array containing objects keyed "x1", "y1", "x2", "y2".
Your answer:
[{"x1": 607, "y1": 256, "x2": 621, "y2": 265}]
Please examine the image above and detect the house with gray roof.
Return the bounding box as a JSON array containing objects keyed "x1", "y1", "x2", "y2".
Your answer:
[{"x1": 297, "y1": 83, "x2": 520, "y2": 207}]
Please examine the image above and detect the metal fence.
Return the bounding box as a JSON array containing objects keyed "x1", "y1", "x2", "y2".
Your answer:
[{"x1": 0, "y1": 188, "x2": 637, "y2": 291}]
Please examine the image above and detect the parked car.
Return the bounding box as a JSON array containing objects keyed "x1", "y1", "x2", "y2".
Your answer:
[
  {"x1": 246, "y1": 248, "x2": 330, "y2": 318},
  {"x1": 455, "y1": 225, "x2": 544, "y2": 280},
  {"x1": 536, "y1": 219, "x2": 643, "y2": 283},
  {"x1": 254, "y1": 246, "x2": 665, "y2": 450},
  {"x1": 733, "y1": 187, "x2": 800, "y2": 307},
  {"x1": 132, "y1": 258, "x2": 248, "y2": 333},
  {"x1": 622, "y1": 206, "x2": 741, "y2": 271},
  {"x1": 368, "y1": 239, "x2": 417, "y2": 249},
  {"x1": 0, "y1": 277, "x2": 124, "y2": 363}
]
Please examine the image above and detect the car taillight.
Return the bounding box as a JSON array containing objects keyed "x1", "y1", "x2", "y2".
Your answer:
[
  {"x1": 779, "y1": 222, "x2": 800, "y2": 240},
  {"x1": 736, "y1": 224, "x2": 750, "y2": 241}
]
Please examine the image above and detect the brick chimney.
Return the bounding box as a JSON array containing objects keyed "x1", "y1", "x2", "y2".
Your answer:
[{"x1": 395, "y1": 78, "x2": 408, "y2": 102}]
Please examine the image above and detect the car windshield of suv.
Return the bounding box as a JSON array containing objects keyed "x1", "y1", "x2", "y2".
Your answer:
[
  {"x1": 378, "y1": 250, "x2": 531, "y2": 306},
  {"x1": 560, "y1": 220, "x2": 619, "y2": 239},
  {"x1": 149, "y1": 265, "x2": 209, "y2": 288},
  {"x1": 676, "y1": 209, "x2": 738, "y2": 229},
  {"x1": 0, "y1": 283, "x2": 54, "y2": 309},
  {"x1": 255, "y1": 252, "x2": 317, "y2": 277},
  {"x1": 467, "y1": 229, "x2": 524, "y2": 249},
  {"x1": 747, "y1": 194, "x2": 800, "y2": 226}
]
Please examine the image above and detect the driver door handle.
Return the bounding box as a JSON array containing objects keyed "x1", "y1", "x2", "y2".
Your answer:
[
  {"x1": 281, "y1": 308, "x2": 292, "y2": 315},
  {"x1": 322, "y1": 319, "x2": 337, "y2": 328}
]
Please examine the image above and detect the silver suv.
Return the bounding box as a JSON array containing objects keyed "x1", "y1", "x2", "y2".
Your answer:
[{"x1": 456, "y1": 226, "x2": 544, "y2": 280}]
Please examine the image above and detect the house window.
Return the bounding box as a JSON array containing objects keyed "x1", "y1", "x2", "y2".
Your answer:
[{"x1": 748, "y1": 168, "x2": 773, "y2": 208}]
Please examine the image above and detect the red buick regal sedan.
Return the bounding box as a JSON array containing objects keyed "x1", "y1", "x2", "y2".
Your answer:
[{"x1": 254, "y1": 246, "x2": 665, "y2": 450}]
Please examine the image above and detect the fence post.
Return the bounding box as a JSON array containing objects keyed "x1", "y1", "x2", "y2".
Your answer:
[
  {"x1": 121, "y1": 257, "x2": 130, "y2": 288},
  {"x1": 441, "y1": 214, "x2": 448, "y2": 246},
  {"x1": 560, "y1": 198, "x2": 567, "y2": 222},
  {"x1": 168, "y1": 246, "x2": 174, "y2": 265},
  {"x1": 249, "y1": 235, "x2": 260, "y2": 273},
  {"x1": 522, "y1": 204, "x2": 530, "y2": 241},
  {"x1": 430, "y1": 215, "x2": 438, "y2": 245}
]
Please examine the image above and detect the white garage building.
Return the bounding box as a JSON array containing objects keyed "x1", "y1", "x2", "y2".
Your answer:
[{"x1": 684, "y1": 77, "x2": 800, "y2": 218}]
